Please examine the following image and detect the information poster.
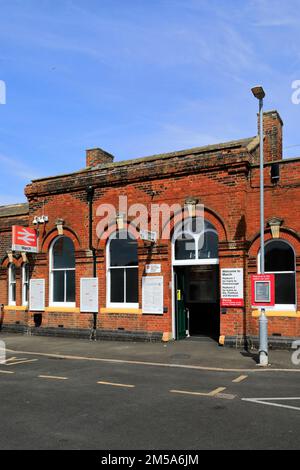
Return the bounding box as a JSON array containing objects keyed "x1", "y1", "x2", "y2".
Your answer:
[
  {"x1": 221, "y1": 268, "x2": 244, "y2": 307},
  {"x1": 80, "y1": 278, "x2": 99, "y2": 313},
  {"x1": 142, "y1": 276, "x2": 164, "y2": 314},
  {"x1": 29, "y1": 279, "x2": 45, "y2": 311},
  {"x1": 251, "y1": 274, "x2": 275, "y2": 307},
  {"x1": 145, "y1": 264, "x2": 161, "y2": 274}
]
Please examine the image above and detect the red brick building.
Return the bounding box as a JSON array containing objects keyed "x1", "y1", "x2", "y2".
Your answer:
[{"x1": 0, "y1": 110, "x2": 299, "y2": 347}]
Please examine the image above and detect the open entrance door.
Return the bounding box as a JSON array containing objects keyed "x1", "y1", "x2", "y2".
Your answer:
[
  {"x1": 174, "y1": 268, "x2": 187, "y2": 339},
  {"x1": 174, "y1": 266, "x2": 220, "y2": 340}
]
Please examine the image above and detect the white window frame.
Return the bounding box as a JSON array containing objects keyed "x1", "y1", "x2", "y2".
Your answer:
[
  {"x1": 106, "y1": 235, "x2": 139, "y2": 309},
  {"x1": 49, "y1": 236, "x2": 76, "y2": 308},
  {"x1": 22, "y1": 263, "x2": 29, "y2": 307},
  {"x1": 172, "y1": 224, "x2": 219, "y2": 266},
  {"x1": 258, "y1": 239, "x2": 297, "y2": 311},
  {"x1": 8, "y1": 263, "x2": 16, "y2": 306}
]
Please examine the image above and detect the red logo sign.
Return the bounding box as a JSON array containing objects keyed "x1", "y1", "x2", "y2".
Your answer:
[
  {"x1": 251, "y1": 274, "x2": 275, "y2": 307},
  {"x1": 12, "y1": 226, "x2": 38, "y2": 253}
]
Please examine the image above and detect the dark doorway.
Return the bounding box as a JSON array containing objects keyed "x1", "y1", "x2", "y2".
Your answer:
[{"x1": 174, "y1": 265, "x2": 220, "y2": 340}]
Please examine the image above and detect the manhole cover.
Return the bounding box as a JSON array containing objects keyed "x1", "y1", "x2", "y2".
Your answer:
[{"x1": 170, "y1": 354, "x2": 191, "y2": 360}]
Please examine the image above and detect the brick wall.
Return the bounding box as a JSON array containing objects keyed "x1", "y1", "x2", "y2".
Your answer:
[{"x1": 0, "y1": 111, "x2": 299, "y2": 343}]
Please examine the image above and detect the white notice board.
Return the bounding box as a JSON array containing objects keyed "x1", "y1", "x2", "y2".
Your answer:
[
  {"x1": 221, "y1": 268, "x2": 244, "y2": 307},
  {"x1": 29, "y1": 279, "x2": 45, "y2": 311},
  {"x1": 80, "y1": 278, "x2": 99, "y2": 313},
  {"x1": 142, "y1": 276, "x2": 164, "y2": 314}
]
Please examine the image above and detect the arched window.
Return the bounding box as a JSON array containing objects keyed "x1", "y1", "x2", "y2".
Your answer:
[
  {"x1": 8, "y1": 264, "x2": 16, "y2": 306},
  {"x1": 259, "y1": 240, "x2": 296, "y2": 309},
  {"x1": 175, "y1": 233, "x2": 196, "y2": 260},
  {"x1": 107, "y1": 232, "x2": 138, "y2": 307},
  {"x1": 173, "y1": 219, "x2": 219, "y2": 264},
  {"x1": 22, "y1": 263, "x2": 29, "y2": 306},
  {"x1": 50, "y1": 236, "x2": 75, "y2": 306}
]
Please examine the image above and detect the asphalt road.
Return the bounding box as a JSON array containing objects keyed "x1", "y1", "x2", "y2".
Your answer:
[{"x1": 0, "y1": 335, "x2": 299, "y2": 450}]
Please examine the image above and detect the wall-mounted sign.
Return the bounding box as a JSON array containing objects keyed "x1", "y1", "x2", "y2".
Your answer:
[
  {"x1": 142, "y1": 276, "x2": 164, "y2": 314},
  {"x1": 221, "y1": 268, "x2": 244, "y2": 307},
  {"x1": 251, "y1": 274, "x2": 275, "y2": 307},
  {"x1": 29, "y1": 279, "x2": 45, "y2": 311},
  {"x1": 80, "y1": 278, "x2": 99, "y2": 313},
  {"x1": 145, "y1": 264, "x2": 161, "y2": 274},
  {"x1": 12, "y1": 226, "x2": 38, "y2": 253},
  {"x1": 140, "y1": 229, "x2": 157, "y2": 243}
]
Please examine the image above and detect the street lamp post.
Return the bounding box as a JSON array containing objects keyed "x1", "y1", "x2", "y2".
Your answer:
[{"x1": 251, "y1": 85, "x2": 269, "y2": 366}]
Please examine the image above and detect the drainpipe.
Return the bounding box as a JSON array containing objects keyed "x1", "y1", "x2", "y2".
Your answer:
[{"x1": 86, "y1": 186, "x2": 97, "y2": 339}]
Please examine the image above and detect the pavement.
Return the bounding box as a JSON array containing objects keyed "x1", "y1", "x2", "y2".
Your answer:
[
  {"x1": 0, "y1": 332, "x2": 299, "y2": 371},
  {"x1": 0, "y1": 333, "x2": 299, "y2": 450}
]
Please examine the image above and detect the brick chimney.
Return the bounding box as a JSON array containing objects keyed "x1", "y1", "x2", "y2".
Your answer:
[
  {"x1": 258, "y1": 110, "x2": 283, "y2": 162},
  {"x1": 86, "y1": 148, "x2": 114, "y2": 168}
]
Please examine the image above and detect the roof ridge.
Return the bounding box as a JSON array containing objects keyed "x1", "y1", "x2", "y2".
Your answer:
[{"x1": 31, "y1": 136, "x2": 255, "y2": 183}]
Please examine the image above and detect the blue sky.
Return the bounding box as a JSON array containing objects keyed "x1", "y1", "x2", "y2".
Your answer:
[{"x1": 1, "y1": 0, "x2": 300, "y2": 204}]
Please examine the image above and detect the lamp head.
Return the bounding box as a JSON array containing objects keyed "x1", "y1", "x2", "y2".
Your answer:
[{"x1": 251, "y1": 86, "x2": 265, "y2": 100}]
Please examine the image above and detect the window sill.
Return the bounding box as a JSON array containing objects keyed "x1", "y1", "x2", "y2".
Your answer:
[
  {"x1": 102, "y1": 308, "x2": 142, "y2": 315},
  {"x1": 4, "y1": 306, "x2": 28, "y2": 311},
  {"x1": 252, "y1": 310, "x2": 300, "y2": 318},
  {"x1": 45, "y1": 307, "x2": 80, "y2": 313}
]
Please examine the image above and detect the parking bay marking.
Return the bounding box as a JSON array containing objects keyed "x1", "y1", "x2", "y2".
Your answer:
[
  {"x1": 5, "y1": 359, "x2": 38, "y2": 366},
  {"x1": 38, "y1": 375, "x2": 68, "y2": 380},
  {"x1": 0, "y1": 370, "x2": 15, "y2": 374},
  {"x1": 232, "y1": 375, "x2": 248, "y2": 383},
  {"x1": 170, "y1": 387, "x2": 227, "y2": 397},
  {"x1": 97, "y1": 381, "x2": 135, "y2": 388},
  {"x1": 242, "y1": 397, "x2": 300, "y2": 412},
  {"x1": 5, "y1": 357, "x2": 18, "y2": 363}
]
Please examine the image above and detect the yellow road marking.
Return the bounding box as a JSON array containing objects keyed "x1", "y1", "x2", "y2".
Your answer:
[
  {"x1": 0, "y1": 370, "x2": 15, "y2": 374},
  {"x1": 209, "y1": 387, "x2": 227, "y2": 396},
  {"x1": 6, "y1": 359, "x2": 38, "y2": 366},
  {"x1": 97, "y1": 381, "x2": 135, "y2": 388},
  {"x1": 232, "y1": 375, "x2": 248, "y2": 383},
  {"x1": 38, "y1": 375, "x2": 68, "y2": 380},
  {"x1": 170, "y1": 390, "x2": 209, "y2": 397},
  {"x1": 170, "y1": 387, "x2": 226, "y2": 397}
]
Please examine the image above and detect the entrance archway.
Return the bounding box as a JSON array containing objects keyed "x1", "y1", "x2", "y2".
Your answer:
[{"x1": 172, "y1": 218, "x2": 220, "y2": 340}]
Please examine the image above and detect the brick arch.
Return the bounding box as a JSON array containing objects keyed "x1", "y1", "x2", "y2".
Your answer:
[
  {"x1": 166, "y1": 206, "x2": 228, "y2": 242},
  {"x1": 97, "y1": 220, "x2": 142, "y2": 250},
  {"x1": 1, "y1": 256, "x2": 17, "y2": 269},
  {"x1": 248, "y1": 227, "x2": 300, "y2": 258},
  {"x1": 14, "y1": 256, "x2": 25, "y2": 268},
  {"x1": 1, "y1": 252, "x2": 26, "y2": 267},
  {"x1": 41, "y1": 227, "x2": 81, "y2": 252}
]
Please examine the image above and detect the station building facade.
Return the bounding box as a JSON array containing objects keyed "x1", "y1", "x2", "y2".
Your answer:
[{"x1": 0, "y1": 110, "x2": 300, "y2": 347}]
